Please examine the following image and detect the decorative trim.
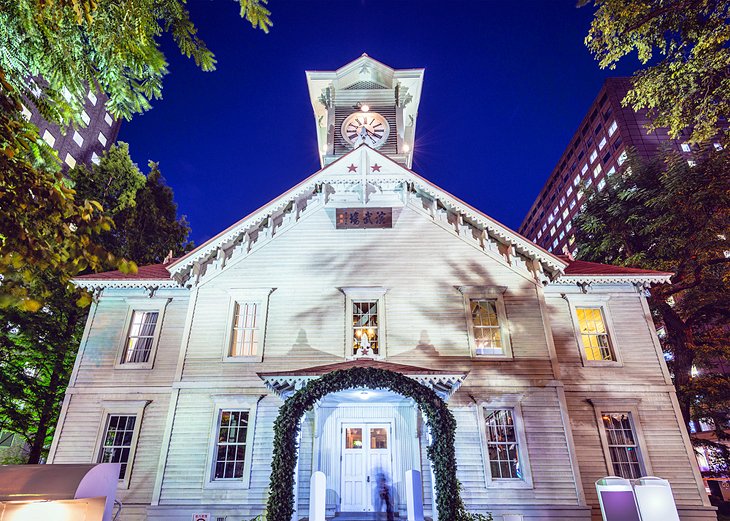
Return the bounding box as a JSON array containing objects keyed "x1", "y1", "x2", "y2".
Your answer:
[{"x1": 555, "y1": 274, "x2": 672, "y2": 286}]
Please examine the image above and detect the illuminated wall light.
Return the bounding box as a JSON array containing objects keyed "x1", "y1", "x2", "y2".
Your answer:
[
  {"x1": 402, "y1": 143, "x2": 410, "y2": 153},
  {"x1": 11, "y1": 501, "x2": 73, "y2": 521},
  {"x1": 360, "y1": 104, "x2": 370, "y2": 112}
]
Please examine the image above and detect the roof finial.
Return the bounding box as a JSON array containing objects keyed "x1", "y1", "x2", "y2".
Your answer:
[{"x1": 163, "y1": 250, "x2": 174, "y2": 264}]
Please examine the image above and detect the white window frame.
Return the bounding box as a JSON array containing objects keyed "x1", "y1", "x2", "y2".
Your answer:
[
  {"x1": 341, "y1": 287, "x2": 388, "y2": 359},
  {"x1": 223, "y1": 288, "x2": 273, "y2": 363},
  {"x1": 459, "y1": 285, "x2": 512, "y2": 359},
  {"x1": 92, "y1": 400, "x2": 148, "y2": 488},
  {"x1": 114, "y1": 298, "x2": 170, "y2": 370},
  {"x1": 589, "y1": 400, "x2": 652, "y2": 478},
  {"x1": 564, "y1": 294, "x2": 623, "y2": 367},
  {"x1": 476, "y1": 398, "x2": 533, "y2": 489},
  {"x1": 204, "y1": 396, "x2": 259, "y2": 489}
]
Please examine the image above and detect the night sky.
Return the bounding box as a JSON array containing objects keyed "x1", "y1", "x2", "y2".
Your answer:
[{"x1": 119, "y1": 0, "x2": 640, "y2": 246}]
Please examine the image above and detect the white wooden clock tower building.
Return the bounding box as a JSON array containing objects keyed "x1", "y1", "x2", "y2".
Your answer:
[{"x1": 51, "y1": 55, "x2": 715, "y2": 521}]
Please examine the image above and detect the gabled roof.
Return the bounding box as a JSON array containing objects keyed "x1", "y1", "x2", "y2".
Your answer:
[{"x1": 556, "y1": 255, "x2": 672, "y2": 285}]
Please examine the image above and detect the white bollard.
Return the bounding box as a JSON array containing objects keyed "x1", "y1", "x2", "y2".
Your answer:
[
  {"x1": 308, "y1": 471, "x2": 326, "y2": 521},
  {"x1": 405, "y1": 469, "x2": 424, "y2": 521}
]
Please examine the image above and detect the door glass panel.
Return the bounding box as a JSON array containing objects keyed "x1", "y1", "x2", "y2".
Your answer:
[
  {"x1": 346, "y1": 428, "x2": 363, "y2": 449},
  {"x1": 370, "y1": 427, "x2": 388, "y2": 449}
]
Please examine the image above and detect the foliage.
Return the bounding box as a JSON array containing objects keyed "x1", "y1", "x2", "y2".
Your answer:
[
  {"x1": 70, "y1": 143, "x2": 192, "y2": 265},
  {"x1": 581, "y1": 0, "x2": 730, "y2": 144},
  {"x1": 0, "y1": 0, "x2": 272, "y2": 125},
  {"x1": 264, "y1": 366, "x2": 490, "y2": 521},
  {"x1": 0, "y1": 276, "x2": 85, "y2": 464},
  {"x1": 0, "y1": 144, "x2": 191, "y2": 463},
  {"x1": 574, "y1": 145, "x2": 730, "y2": 467},
  {"x1": 0, "y1": 88, "x2": 115, "y2": 310}
]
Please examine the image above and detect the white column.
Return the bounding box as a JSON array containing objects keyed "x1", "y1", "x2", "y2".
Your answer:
[
  {"x1": 309, "y1": 471, "x2": 327, "y2": 521},
  {"x1": 405, "y1": 469, "x2": 424, "y2": 521}
]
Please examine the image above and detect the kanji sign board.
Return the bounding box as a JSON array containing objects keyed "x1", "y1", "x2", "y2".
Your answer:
[{"x1": 336, "y1": 208, "x2": 393, "y2": 229}]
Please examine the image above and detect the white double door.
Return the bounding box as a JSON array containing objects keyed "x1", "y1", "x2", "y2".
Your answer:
[{"x1": 340, "y1": 423, "x2": 392, "y2": 512}]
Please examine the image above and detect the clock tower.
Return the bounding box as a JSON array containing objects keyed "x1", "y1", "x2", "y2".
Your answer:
[{"x1": 306, "y1": 54, "x2": 424, "y2": 168}]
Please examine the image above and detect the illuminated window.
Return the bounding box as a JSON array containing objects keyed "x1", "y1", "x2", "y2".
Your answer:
[
  {"x1": 559, "y1": 230, "x2": 565, "y2": 240},
  {"x1": 566, "y1": 221, "x2": 572, "y2": 232},
  {"x1": 42, "y1": 129, "x2": 55, "y2": 147},
  {"x1": 562, "y1": 208, "x2": 569, "y2": 219},
  {"x1": 597, "y1": 179, "x2": 606, "y2": 191},
  {"x1": 581, "y1": 164, "x2": 589, "y2": 175},
  {"x1": 104, "y1": 112, "x2": 113, "y2": 126},
  {"x1": 598, "y1": 137, "x2": 607, "y2": 150},
  {"x1": 607, "y1": 166, "x2": 616, "y2": 177},
  {"x1": 230, "y1": 302, "x2": 259, "y2": 357},
  {"x1": 469, "y1": 299, "x2": 503, "y2": 355},
  {"x1": 553, "y1": 238, "x2": 559, "y2": 248},
  {"x1": 550, "y1": 226, "x2": 556, "y2": 236},
  {"x1": 608, "y1": 120, "x2": 617, "y2": 136},
  {"x1": 617, "y1": 150, "x2": 627, "y2": 165},
  {"x1": 121, "y1": 311, "x2": 159, "y2": 363},
  {"x1": 21, "y1": 104, "x2": 31, "y2": 120},
  {"x1": 537, "y1": 230, "x2": 542, "y2": 239},
  {"x1": 589, "y1": 149, "x2": 598, "y2": 163},
  {"x1": 353, "y1": 301, "x2": 379, "y2": 356},
  {"x1": 88, "y1": 91, "x2": 97, "y2": 105},
  {"x1": 576, "y1": 307, "x2": 613, "y2": 361},
  {"x1": 593, "y1": 164, "x2": 602, "y2": 177},
  {"x1": 98, "y1": 414, "x2": 137, "y2": 479},
  {"x1": 560, "y1": 196, "x2": 566, "y2": 207},
  {"x1": 567, "y1": 186, "x2": 573, "y2": 197},
  {"x1": 569, "y1": 199, "x2": 576, "y2": 209},
  {"x1": 72, "y1": 131, "x2": 84, "y2": 146},
  {"x1": 681, "y1": 143, "x2": 691, "y2": 153},
  {"x1": 714, "y1": 143, "x2": 723, "y2": 151},
  {"x1": 92, "y1": 152, "x2": 100, "y2": 164},
  {"x1": 601, "y1": 412, "x2": 643, "y2": 479},
  {"x1": 548, "y1": 214, "x2": 554, "y2": 224},
  {"x1": 688, "y1": 160, "x2": 696, "y2": 167},
  {"x1": 98, "y1": 131, "x2": 107, "y2": 146},
  {"x1": 213, "y1": 410, "x2": 249, "y2": 480},
  {"x1": 574, "y1": 174, "x2": 581, "y2": 186},
  {"x1": 81, "y1": 110, "x2": 90, "y2": 125},
  {"x1": 64, "y1": 153, "x2": 76, "y2": 168},
  {"x1": 556, "y1": 218, "x2": 562, "y2": 228}
]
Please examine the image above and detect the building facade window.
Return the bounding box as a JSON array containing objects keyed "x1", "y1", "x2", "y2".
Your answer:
[
  {"x1": 593, "y1": 164, "x2": 602, "y2": 177},
  {"x1": 617, "y1": 150, "x2": 627, "y2": 165},
  {"x1": 42, "y1": 129, "x2": 55, "y2": 147},
  {"x1": 98, "y1": 414, "x2": 136, "y2": 479},
  {"x1": 230, "y1": 302, "x2": 259, "y2": 357},
  {"x1": 484, "y1": 409, "x2": 522, "y2": 480},
  {"x1": 576, "y1": 307, "x2": 613, "y2": 361},
  {"x1": 460, "y1": 286, "x2": 512, "y2": 358},
  {"x1": 81, "y1": 110, "x2": 90, "y2": 125},
  {"x1": 64, "y1": 153, "x2": 76, "y2": 168},
  {"x1": 601, "y1": 412, "x2": 644, "y2": 479},
  {"x1": 589, "y1": 149, "x2": 598, "y2": 163},
  {"x1": 213, "y1": 410, "x2": 249, "y2": 480},
  {"x1": 352, "y1": 300, "x2": 379, "y2": 356},
  {"x1": 598, "y1": 136, "x2": 607, "y2": 150},
  {"x1": 98, "y1": 131, "x2": 107, "y2": 146},
  {"x1": 104, "y1": 112, "x2": 113, "y2": 126},
  {"x1": 681, "y1": 143, "x2": 691, "y2": 153},
  {"x1": 88, "y1": 91, "x2": 97, "y2": 105},
  {"x1": 72, "y1": 130, "x2": 84, "y2": 147},
  {"x1": 608, "y1": 120, "x2": 617, "y2": 136},
  {"x1": 122, "y1": 311, "x2": 159, "y2": 364}
]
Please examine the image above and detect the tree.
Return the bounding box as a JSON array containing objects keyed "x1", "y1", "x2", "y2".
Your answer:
[
  {"x1": 581, "y1": 0, "x2": 730, "y2": 144},
  {"x1": 574, "y1": 146, "x2": 730, "y2": 471},
  {"x1": 0, "y1": 0, "x2": 270, "y2": 308},
  {"x1": 0, "y1": 144, "x2": 191, "y2": 463}
]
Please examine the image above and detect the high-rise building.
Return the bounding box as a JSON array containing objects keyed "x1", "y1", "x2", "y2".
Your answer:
[
  {"x1": 23, "y1": 88, "x2": 121, "y2": 169},
  {"x1": 518, "y1": 77, "x2": 718, "y2": 255}
]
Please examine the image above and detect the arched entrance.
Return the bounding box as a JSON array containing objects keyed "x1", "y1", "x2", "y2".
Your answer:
[{"x1": 264, "y1": 365, "x2": 467, "y2": 521}]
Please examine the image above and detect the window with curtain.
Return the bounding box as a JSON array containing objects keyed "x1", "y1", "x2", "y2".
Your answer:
[{"x1": 122, "y1": 311, "x2": 159, "y2": 363}]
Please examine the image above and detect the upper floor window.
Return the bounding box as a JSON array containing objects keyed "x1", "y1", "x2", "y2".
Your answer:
[
  {"x1": 104, "y1": 112, "x2": 113, "y2": 126},
  {"x1": 598, "y1": 136, "x2": 607, "y2": 150},
  {"x1": 601, "y1": 412, "x2": 643, "y2": 479},
  {"x1": 576, "y1": 306, "x2": 613, "y2": 361},
  {"x1": 213, "y1": 410, "x2": 249, "y2": 480},
  {"x1": 122, "y1": 311, "x2": 159, "y2": 364},
  {"x1": 353, "y1": 300, "x2": 379, "y2": 356},
  {"x1": 589, "y1": 149, "x2": 598, "y2": 164},
  {"x1": 681, "y1": 143, "x2": 691, "y2": 153},
  {"x1": 608, "y1": 120, "x2": 618, "y2": 136},
  {"x1": 460, "y1": 286, "x2": 512, "y2": 358},
  {"x1": 98, "y1": 414, "x2": 137, "y2": 479},
  {"x1": 42, "y1": 129, "x2": 55, "y2": 147},
  {"x1": 230, "y1": 302, "x2": 259, "y2": 357},
  {"x1": 88, "y1": 91, "x2": 97, "y2": 105}
]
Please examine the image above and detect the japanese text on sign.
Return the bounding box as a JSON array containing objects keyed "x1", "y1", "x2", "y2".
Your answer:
[{"x1": 336, "y1": 208, "x2": 393, "y2": 229}]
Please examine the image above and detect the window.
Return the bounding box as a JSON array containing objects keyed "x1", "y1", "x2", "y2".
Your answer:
[
  {"x1": 353, "y1": 301, "x2": 379, "y2": 356},
  {"x1": 104, "y1": 112, "x2": 113, "y2": 126},
  {"x1": 606, "y1": 166, "x2": 616, "y2": 177},
  {"x1": 566, "y1": 221, "x2": 572, "y2": 232},
  {"x1": 537, "y1": 230, "x2": 542, "y2": 239},
  {"x1": 230, "y1": 302, "x2": 259, "y2": 357},
  {"x1": 98, "y1": 131, "x2": 107, "y2": 146},
  {"x1": 460, "y1": 286, "x2": 511, "y2": 357},
  {"x1": 21, "y1": 104, "x2": 31, "y2": 120},
  {"x1": 617, "y1": 150, "x2": 627, "y2": 165},
  {"x1": 597, "y1": 179, "x2": 606, "y2": 191},
  {"x1": 714, "y1": 142, "x2": 723, "y2": 151},
  {"x1": 72, "y1": 131, "x2": 84, "y2": 147},
  {"x1": 573, "y1": 174, "x2": 581, "y2": 186},
  {"x1": 92, "y1": 152, "x2": 100, "y2": 165},
  {"x1": 479, "y1": 402, "x2": 532, "y2": 488},
  {"x1": 547, "y1": 214, "x2": 554, "y2": 224},
  {"x1": 81, "y1": 110, "x2": 90, "y2": 125},
  {"x1": 562, "y1": 208, "x2": 569, "y2": 219},
  {"x1": 556, "y1": 218, "x2": 562, "y2": 228},
  {"x1": 98, "y1": 414, "x2": 136, "y2": 479},
  {"x1": 581, "y1": 164, "x2": 588, "y2": 175},
  {"x1": 64, "y1": 153, "x2": 76, "y2": 168},
  {"x1": 608, "y1": 120, "x2": 617, "y2": 136},
  {"x1": 566, "y1": 186, "x2": 573, "y2": 197},
  {"x1": 205, "y1": 397, "x2": 257, "y2": 488},
  {"x1": 681, "y1": 143, "x2": 691, "y2": 153},
  {"x1": 121, "y1": 311, "x2": 159, "y2": 364},
  {"x1": 589, "y1": 149, "x2": 598, "y2": 163},
  {"x1": 342, "y1": 287, "x2": 387, "y2": 358},
  {"x1": 559, "y1": 196, "x2": 566, "y2": 207},
  {"x1": 601, "y1": 412, "x2": 643, "y2": 479},
  {"x1": 569, "y1": 199, "x2": 576, "y2": 210},
  {"x1": 550, "y1": 226, "x2": 556, "y2": 236},
  {"x1": 213, "y1": 410, "x2": 249, "y2": 480},
  {"x1": 88, "y1": 91, "x2": 97, "y2": 105},
  {"x1": 688, "y1": 160, "x2": 696, "y2": 167},
  {"x1": 43, "y1": 129, "x2": 55, "y2": 147},
  {"x1": 559, "y1": 230, "x2": 565, "y2": 240},
  {"x1": 593, "y1": 164, "x2": 602, "y2": 177},
  {"x1": 552, "y1": 238, "x2": 559, "y2": 248},
  {"x1": 576, "y1": 307, "x2": 613, "y2": 361}
]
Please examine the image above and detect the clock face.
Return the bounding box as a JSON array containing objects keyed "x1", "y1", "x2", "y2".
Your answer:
[{"x1": 341, "y1": 112, "x2": 390, "y2": 149}]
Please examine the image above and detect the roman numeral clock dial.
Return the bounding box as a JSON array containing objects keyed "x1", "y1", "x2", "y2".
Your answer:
[{"x1": 341, "y1": 111, "x2": 390, "y2": 149}]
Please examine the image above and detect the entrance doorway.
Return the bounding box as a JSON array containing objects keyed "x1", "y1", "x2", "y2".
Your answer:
[{"x1": 340, "y1": 423, "x2": 392, "y2": 512}]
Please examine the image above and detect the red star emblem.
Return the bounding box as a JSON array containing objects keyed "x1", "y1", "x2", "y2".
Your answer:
[
  {"x1": 347, "y1": 163, "x2": 357, "y2": 172},
  {"x1": 371, "y1": 164, "x2": 382, "y2": 172}
]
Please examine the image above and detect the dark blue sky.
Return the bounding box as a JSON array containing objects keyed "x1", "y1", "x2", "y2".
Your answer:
[{"x1": 119, "y1": 0, "x2": 639, "y2": 245}]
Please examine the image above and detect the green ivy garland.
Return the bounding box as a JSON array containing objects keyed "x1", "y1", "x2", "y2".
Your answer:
[{"x1": 264, "y1": 366, "x2": 488, "y2": 521}]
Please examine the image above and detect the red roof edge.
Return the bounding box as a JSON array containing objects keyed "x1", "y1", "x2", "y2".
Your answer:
[{"x1": 558, "y1": 255, "x2": 673, "y2": 277}]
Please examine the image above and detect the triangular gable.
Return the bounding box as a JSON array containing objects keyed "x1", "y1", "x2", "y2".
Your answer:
[{"x1": 167, "y1": 146, "x2": 567, "y2": 287}]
